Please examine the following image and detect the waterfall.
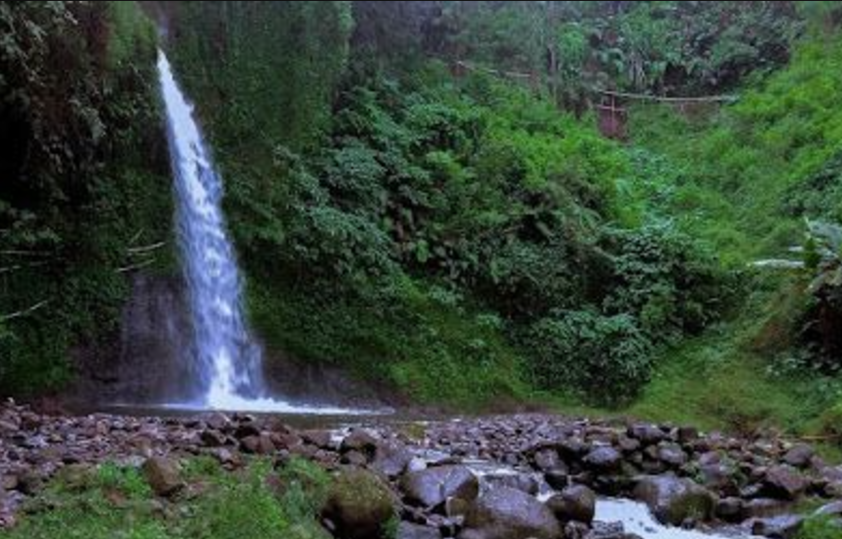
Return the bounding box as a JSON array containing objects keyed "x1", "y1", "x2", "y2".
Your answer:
[
  {"x1": 157, "y1": 49, "x2": 376, "y2": 415},
  {"x1": 158, "y1": 50, "x2": 264, "y2": 409}
]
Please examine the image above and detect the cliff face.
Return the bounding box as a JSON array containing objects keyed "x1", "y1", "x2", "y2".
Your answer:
[{"x1": 68, "y1": 274, "x2": 196, "y2": 406}]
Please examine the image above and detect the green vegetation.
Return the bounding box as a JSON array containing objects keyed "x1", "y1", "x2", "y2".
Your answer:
[
  {"x1": 798, "y1": 514, "x2": 842, "y2": 539},
  {"x1": 3, "y1": 0, "x2": 842, "y2": 444},
  {"x1": 0, "y1": 1, "x2": 173, "y2": 394},
  {"x1": 616, "y1": 25, "x2": 842, "y2": 434},
  {"x1": 5, "y1": 458, "x2": 332, "y2": 539}
]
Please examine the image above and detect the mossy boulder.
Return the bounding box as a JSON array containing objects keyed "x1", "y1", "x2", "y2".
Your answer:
[
  {"x1": 322, "y1": 468, "x2": 398, "y2": 539},
  {"x1": 633, "y1": 474, "x2": 715, "y2": 526}
]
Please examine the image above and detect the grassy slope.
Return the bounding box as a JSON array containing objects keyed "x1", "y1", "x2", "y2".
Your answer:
[{"x1": 606, "y1": 30, "x2": 842, "y2": 438}]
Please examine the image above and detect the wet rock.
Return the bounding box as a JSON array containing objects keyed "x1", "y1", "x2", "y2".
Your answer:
[
  {"x1": 445, "y1": 495, "x2": 472, "y2": 518},
  {"x1": 750, "y1": 515, "x2": 804, "y2": 539},
  {"x1": 483, "y1": 472, "x2": 540, "y2": 495},
  {"x1": 323, "y1": 469, "x2": 397, "y2": 539},
  {"x1": 273, "y1": 432, "x2": 303, "y2": 450},
  {"x1": 233, "y1": 422, "x2": 260, "y2": 440},
  {"x1": 546, "y1": 484, "x2": 596, "y2": 524},
  {"x1": 459, "y1": 486, "x2": 561, "y2": 539},
  {"x1": 715, "y1": 497, "x2": 744, "y2": 523},
  {"x1": 545, "y1": 470, "x2": 569, "y2": 490},
  {"x1": 677, "y1": 426, "x2": 699, "y2": 445},
  {"x1": 763, "y1": 466, "x2": 808, "y2": 500},
  {"x1": 1, "y1": 475, "x2": 18, "y2": 492},
  {"x1": 301, "y1": 430, "x2": 333, "y2": 450},
  {"x1": 142, "y1": 457, "x2": 183, "y2": 497},
  {"x1": 559, "y1": 437, "x2": 589, "y2": 459},
  {"x1": 564, "y1": 520, "x2": 591, "y2": 539},
  {"x1": 628, "y1": 424, "x2": 666, "y2": 446},
  {"x1": 816, "y1": 500, "x2": 842, "y2": 517},
  {"x1": 341, "y1": 450, "x2": 368, "y2": 467},
  {"x1": 240, "y1": 433, "x2": 275, "y2": 455},
  {"x1": 401, "y1": 465, "x2": 479, "y2": 508},
  {"x1": 744, "y1": 498, "x2": 788, "y2": 518},
  {"x1": 587, "y1": 521, "x2": 641, "y2": 539},
  {"x1": 699, "y1": 462, "x2": 738, "y2": 494},
  {"x1": 341, "y1": 430, "x2": 379, "y2": 457},
  {"x1": 200, "y1": 429, "x2": 226, "y2": 447},
  {"x1": 398, "y1": 521, "x2": 443, "y2": 539},
  {"x1": 657, "y1": 443, "x2": 688, "y2": 468},
  {"x1": 205, "y1": 412, "x2": 231, "y2": 432},
  {"x1": 783, "y1": 444, "x2": 814, "y2": 469},
  {"x1": 617, "y1": 436, "x2": 641, "y2": 454},
  {"x1": 633, "y1": 474, "x2": 715, "y2": 526},
  {"x1": 532, "y1": 447, "x2": 564, "y2": 472},
  {"x1": 583, "y1": 447, "x2": 622, "y2": 473},
  {"x1": 372, "y1": 442, "x2": 413, "y2": 478},
  {"x1": 823, "y1": 480, "x2": 842, "y2": 498}
]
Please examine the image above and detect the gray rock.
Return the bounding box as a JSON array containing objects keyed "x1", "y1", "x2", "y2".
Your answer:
[
  {"x1": 397, "y1": 522, "x2": 443, "y2": 539},
  {"x1": 633, "y1": 474, "x2": 715, "y2": 526},
  {"x1": 657, "y1": 443, "x2": 688, "y2": 467},
  {"x1": 750, "y1": 515, "x2": 804, "y2": 539},
  {"x1": 483, "y1": 473, "x2": 540, "y2": 495},
  {"x1": 816, "y1": 500, "x2": 842, "y2": 517},
  {"x1": 545, "y1": 470, "x2": 569, "y2": 490},
  {"x1": 142, "y1": 457, "x2": 183, "y2": 497},
  {"x1": 587, "y1": 521, "x2": 642, "y2": 539},
  {"x1": 677, "y1": 426, "x2": 699, "y2": 445},
  {"x1": 628, "y1": 424, "x2": 666, "y2": 445},
  {"x1": 763, "y1": 466, "x2": 807, "y2": 500},
  {"x1": 533, "y1": 448, "x2": 564, "y2": 472},
  {"x1": 240, "y1": 433, "x2": 275, "y2": 455},
  {"x1": 459, "y1": 486, "x2": 562, "y2": 539},
  {"x1": 715, "y1": 497, "x2": 744, "y2": 523},
  {"x1": 200, "y1": 429, "x2": 226, "y2": 447},
  {"x1": 401, "y1": 465, "x2": 479, "y2": 508},
  {"x1": 584, "y1": 447, "x2": 622, "y2": 473},
  {"x1": 372, "y1": 442, "x2": 413, "y2": 478},
  {"x1": 546, "y1": 484, "x2": 596, "y2": 523},
  {"x1": 300, "y1": 430, "x2": 333, "y2": 449},
  {"x1": 744, "y1": 498, "x2": 788, "y2": 518},
  {"x1": 783, "y1": 444, "x2": 814, "y2": 469}
]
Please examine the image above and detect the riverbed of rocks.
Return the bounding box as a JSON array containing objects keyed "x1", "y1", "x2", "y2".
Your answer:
[{"x1": 2, "y1": 399, "x2": 842, "y2": 538}]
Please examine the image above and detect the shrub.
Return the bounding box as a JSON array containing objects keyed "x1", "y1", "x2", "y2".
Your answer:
[
  {"x1": 525, "y1": 310, "x2": 653, "y2": 406},
  {"x1": 603, "y1": 222, "x2": 737, "y2": 343}
]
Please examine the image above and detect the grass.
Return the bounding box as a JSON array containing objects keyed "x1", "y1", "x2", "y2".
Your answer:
[
  {"x1": 2, "y1": 458, "x2": 331, "y2": 539},
  {"x1": 798, "y1": 515, "x2": 842, "y2": 539}
]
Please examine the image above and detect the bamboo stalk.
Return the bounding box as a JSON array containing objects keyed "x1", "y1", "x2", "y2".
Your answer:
[
  {"x1": 0, "y1": 299, "x2": 50, "y2": 322},
  {"x1": 598, "y1": 89, "x2": 738, "y2": 103},
  {"x1": 0, "y1": 260, "x2": 50, "y2": 274},
  {"x1": 0, "y1": 250, "x2": 53, "y2": 257},
  {"x1": 127, "y1": 241, "x2": 166, "y2": 254},
  {"x1": 115, "y1": 258, "x2": 156, "y2": 273}
]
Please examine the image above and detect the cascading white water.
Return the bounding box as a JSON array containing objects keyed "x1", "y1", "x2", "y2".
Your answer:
[{"x1": 157, "y1": 50, "x2": 379, "y2": 415}]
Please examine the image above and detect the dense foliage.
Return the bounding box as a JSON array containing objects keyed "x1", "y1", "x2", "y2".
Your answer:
[
  {"x1": 5, "y1": 0, "x2": 842, "y2": 426},
  {"x1": 0, "y1": 1, "x2": 171, "y2": 393}
]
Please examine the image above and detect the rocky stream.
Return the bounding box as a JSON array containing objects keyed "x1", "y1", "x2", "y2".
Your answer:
[{"x1": 1, "y1": 400, "x2": 841, "y2": 538}]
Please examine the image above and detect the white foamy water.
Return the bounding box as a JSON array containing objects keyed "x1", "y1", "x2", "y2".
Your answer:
[
  {"x1": 596, "y1": 499, "x2": 760, "y2": 539},
  {"x1": 157, "y1": 50, "x2": 382, "y2": 415}
]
